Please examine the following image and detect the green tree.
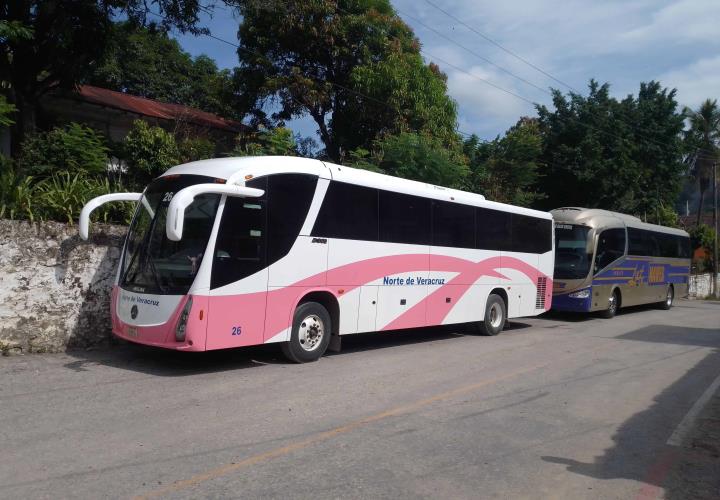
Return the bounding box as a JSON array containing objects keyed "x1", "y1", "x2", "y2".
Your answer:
[
  {"x1": 0, "y1": 94, "x2": 17, "y2": 127},
  {"x1": 348, "y1": 132, "x2": 468, "y2": 188},
  {"x1": 463, "y1": 118, "x2": 544, "y2": 207},
  {"x1": 337, "y1": 52, "x2": 459, "y2": 154},
  {"x1": 17, "y1": 123, "x2": 109, "y2": 178},
  {"x1": 536, "y1": 80, "x2": 685, "y2": 215},
  {"x1": 235, "y1": 0, "x2": 458, "y2": 161},
  {"x1": 233, "y1": 127, "x2": 298, "y2": 157},
  {"x1": 683, "y1": 99, "x2": 720, "y2": 225},
  {"x1": 1, "y1": 1, "x2": 210, "y2": 155},
  {"x1": 123, "y1": 120, "x2": 179, "y2": 181},
  {"x1": 87, "y1": 22, "x2": 240, "y2": 119}
]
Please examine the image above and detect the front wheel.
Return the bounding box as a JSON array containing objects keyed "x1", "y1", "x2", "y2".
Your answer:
[
  {"x1": 659, "y1": 285, "x2": 674, "y2": 310},
  {"x1": 281, "y1": 302, "x2": 331, "y2": 363},
  {"x1": 600, "y1": 290, "x2": 620, "y2": 318},
  {"x1": 478, "y1": 294, "x2": 507, "y2": 336}
]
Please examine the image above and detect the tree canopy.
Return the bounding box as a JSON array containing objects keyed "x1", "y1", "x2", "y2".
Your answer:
[
  {"x1": 234, "y1": 0, "x2": 460, "y2": 161},
  {"x1": 463, "y1": 118, "x2": 544, "y2": 207},
  {"x1": 1, "y1": 0, "x2": 213, "y2": 154},
  {"x1": 535, "y1": 80, "x2": 685, "y2": 219},
  {"x1": 86, "y1": 21, "x2": 240, "y2": 120}
]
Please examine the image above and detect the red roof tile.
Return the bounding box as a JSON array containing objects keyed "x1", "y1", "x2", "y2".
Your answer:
[{"x1": 76, "y1": 85, "x2": 244, "y2": 133}]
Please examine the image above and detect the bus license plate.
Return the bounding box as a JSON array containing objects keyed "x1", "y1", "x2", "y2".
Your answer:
[{"x1": 127, "y1": 326, "x2": 139, "y2": 338}]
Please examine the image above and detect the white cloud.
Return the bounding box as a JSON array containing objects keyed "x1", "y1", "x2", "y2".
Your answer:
[
  {"x1": 658, "y1": 55, "x2": 720, "y2": 109},
  {"x1": 620, "y1": 0, "x2": 720, "y2": 47},
  {"x1": 393, "y1": 0, "x2": 720, "y2": 137}
]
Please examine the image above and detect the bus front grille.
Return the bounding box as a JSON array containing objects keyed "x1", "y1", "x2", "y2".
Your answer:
[{"x1": 536, "y1": 277, "x2": 547, "y2": 309}]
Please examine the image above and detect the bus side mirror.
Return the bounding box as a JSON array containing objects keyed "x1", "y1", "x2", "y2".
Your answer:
[
  {"x1": 79, "y1": 193, "x2": 143, "y2": 240},
  {"x1": 166, "y1": 184, "x2": 265, "y2": 241}
]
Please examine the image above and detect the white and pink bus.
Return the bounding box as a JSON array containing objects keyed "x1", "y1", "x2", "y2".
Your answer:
[{"x1": 80, "y1": 156, "x2": 554, "y2": 362}]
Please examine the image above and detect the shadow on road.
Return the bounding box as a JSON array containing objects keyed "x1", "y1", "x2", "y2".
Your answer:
[
  {"x1": 63, "y1": 320, "x2": 533, "y2": 376},
  {"x1": 542, "y1": 324, "x2": 720, "y2": 495}
]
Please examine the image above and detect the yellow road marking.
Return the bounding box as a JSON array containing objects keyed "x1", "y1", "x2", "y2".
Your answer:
[{"x1": 133, "y1": 361, "x2": 552, "y2": 499}]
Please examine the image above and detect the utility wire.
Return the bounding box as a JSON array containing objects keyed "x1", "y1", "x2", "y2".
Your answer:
[
  {"x1": 423, "y1": 0, "x2": 576, "y2": 93},
  {"x1": 420, "y1": 0, "x2": 715, "y2": 161}
]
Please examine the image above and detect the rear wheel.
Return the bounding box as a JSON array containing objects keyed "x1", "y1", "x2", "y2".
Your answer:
[
  {"x1": 281, "y1": 302, "x2": 331, "y2": 363},
  {"x1": 478, "y1": 294, "x2": 506, "y2": 336},
  {"x1": 600, "y1": 290, "x2": 620, "y2": 318},
  {"x1": 659, "y1": 285, "x2": 674, "y2": 310}
]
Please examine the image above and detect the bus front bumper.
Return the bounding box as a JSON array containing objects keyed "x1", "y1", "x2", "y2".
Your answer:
[
  {"x1": 110, "y1": 286, "x2": 208, "y2": 351},
  {"x1": 551, "y1": 289, "x2": 593, "y2": 312}
]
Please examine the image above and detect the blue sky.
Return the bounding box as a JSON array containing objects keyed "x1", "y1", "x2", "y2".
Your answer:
[{"x1": 174, "y1": 0, "x2": 720, "y2": 142}]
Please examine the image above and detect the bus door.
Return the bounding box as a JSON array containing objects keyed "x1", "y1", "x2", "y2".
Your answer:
[{"x1": 207, "y1": 196, "x2": 269, "y2": 349}]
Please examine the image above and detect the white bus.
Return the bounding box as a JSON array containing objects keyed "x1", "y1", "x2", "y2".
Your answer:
[{"x1": 81, "y1": 156, "x2": 554, "y2": 362}]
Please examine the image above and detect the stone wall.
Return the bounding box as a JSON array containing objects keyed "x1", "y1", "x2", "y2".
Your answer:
[
  {"x1": 0, "y1": 219, "x2": 126, "y2": 355},
  {"x1": 689, "y1": 273, "x2": 720, "y2": 299}
]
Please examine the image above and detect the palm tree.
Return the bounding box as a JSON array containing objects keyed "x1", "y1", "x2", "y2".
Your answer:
[{"x1": 684, "y1": 99, "x2": 720, "y2": 226}]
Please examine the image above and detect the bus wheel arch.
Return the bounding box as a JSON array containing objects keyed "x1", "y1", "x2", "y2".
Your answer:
[{"x1": 283, "y1": 291, "x2": 340, "y2": 363}]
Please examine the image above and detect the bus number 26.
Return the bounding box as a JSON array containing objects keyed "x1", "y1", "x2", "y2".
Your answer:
[{"x1": 231, "y1": 326, "x2": 242, "y2": 336}]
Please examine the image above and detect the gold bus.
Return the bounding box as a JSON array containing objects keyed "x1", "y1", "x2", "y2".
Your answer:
[{"x1": 551, "y1": 208, "x2": 691, "y2": 317}]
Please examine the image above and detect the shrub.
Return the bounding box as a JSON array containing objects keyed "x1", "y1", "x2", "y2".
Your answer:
[
  {"x1": 178, "y1": 137, "x2": 215, "y2": 163},
  {"x1": 123, "y1": 120, "x2": 179, "y2": 180},
  {"x1": 233, "y1": 127, "x2": 297, "y2": 157},
  {"x1": 0, "y1": 95, "x2": 16, "y2": 127},
  {"x1": 33, "y1": 172, "x2": 133, "y2": 224},
  {"x1": 17, "y1": 123, "x2": 109, "y2": 178},
  {"x1": 0, "y1": 163, "x2": 35, "y2": 221}
]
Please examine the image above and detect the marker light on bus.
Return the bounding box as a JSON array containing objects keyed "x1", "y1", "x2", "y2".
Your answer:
[
  {"x1": 569, "y1": 289, "x2": 591, "y2": 299},
  {"x1": 175, "y1": 297, "x2": 193, "y2": 342}
]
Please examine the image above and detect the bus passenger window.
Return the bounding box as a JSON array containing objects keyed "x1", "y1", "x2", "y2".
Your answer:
[{"x1": 595, "y1": 228, "x2": 626, "y2": 272}]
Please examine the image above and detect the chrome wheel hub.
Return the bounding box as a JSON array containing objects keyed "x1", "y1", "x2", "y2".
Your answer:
[
  {"x1": 489, "y1": 303, "x2": 503, "y2": 328},
  {"x1": 298, "y1": 314, "x2": 324, "y2": 352}
]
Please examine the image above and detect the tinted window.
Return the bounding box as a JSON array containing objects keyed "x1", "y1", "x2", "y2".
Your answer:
[
  {"x1": 594, "y1": 228, "x2": 626, "y2": 272},
  {"x1": 379, "y1": 191, "x2": 431, "y2": 245},
  {"x1": 476, "y1": 208, "x2": 512, "y2": 250},
  {"x1": 267, "y1": 174, "x2": 318, "y2": 262},
  {"x1": 211, "y1": 198, "x2": 267, "y2": 289},
  {"x1": 678, "y1": 236, "x2": 691, "y2": 259},
  {"x1": 433, "y1": 201, "x2": 475, "y2": 248},
  {"x1": 628, "y1": 228, "x2": 647, "y2": 255},
  {"x1": 511, "y1": 214, "x2": 553, "y2": 253},
  {"x1": 211, "y1": 174, "x2": 317, "y2": 289},
  {"x1": 311, "y1": 181, "x2": 378, "y2": 241},
  {"x1": 554, "y1": 224, "x2": 592, "y2": 279}
]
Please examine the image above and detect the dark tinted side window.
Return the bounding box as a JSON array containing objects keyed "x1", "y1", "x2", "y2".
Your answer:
[
  {"x1": 267, "y1": 174, "x2": 318, "y2": 262},
  {"x1": 379, "y1": 191, "x2": 431, "y2": 245},
  {"x1": 595, "y1": 228, "x2": 626, "y2": 271},
  {"x1": 511, "y1": 214, "x2": 553, "y2": 253},
  {"x1": 476, "y1": 208, "x2": 512, "y2": 250},
  {"x1": 311, "y1": 181, "x2": 378, "y2": 241},
  {"x1": 628, "y1": 228, "x2": 646, "y2": 255},
  {"x1": 433, "y1": 201, "x2": 475, "y2": 248},
  {"x1": 211, "y1": 174, "x2": 317, "y2": 289},
  {"x1": 678, "y1": 236, "x2": 691, "y2": 259},
  {"x1": 211, "y1": 197, "x2": 267, "y2": 289}
]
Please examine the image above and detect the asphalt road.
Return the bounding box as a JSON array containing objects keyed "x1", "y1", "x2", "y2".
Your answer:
[{"x1": 1, "y1": 300, "x2": 719, "y2": 499}]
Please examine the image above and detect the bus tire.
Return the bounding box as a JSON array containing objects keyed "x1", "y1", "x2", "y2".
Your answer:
[
  {"x1": 600, "y1": 290, "x2": 620, "y2": 318},
  {"x1": 281, "y1": 302, "x2": 332, "y2": 363},
  {"x1": 478, "y1": 294, "x2": 506, "y2": 336},
  {"x1": 659, "y1": 285, "x2": 674, "y2": 310}
]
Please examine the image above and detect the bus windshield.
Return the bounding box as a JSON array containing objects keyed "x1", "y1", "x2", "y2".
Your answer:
[
  {"x1": 554, "y1": 224, "x2": 592, "y2": 279},
  {"x1": 121, "y1": 175, "x2": 221, "y2": 295}
]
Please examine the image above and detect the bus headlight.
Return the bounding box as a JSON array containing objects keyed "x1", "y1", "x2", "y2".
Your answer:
[
  {"x1": 175, "y1": 296, "x2": 193, "y2": 342},
  {"x1": 569, "y1": 289, "x2": 590, "y2": 299}
]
